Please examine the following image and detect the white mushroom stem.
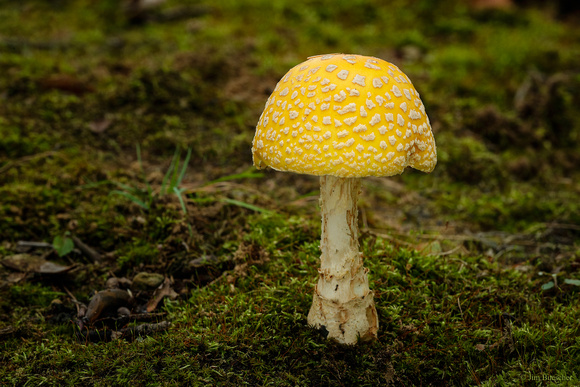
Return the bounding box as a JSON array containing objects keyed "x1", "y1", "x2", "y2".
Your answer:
[{"x1": 307, "y1": 175, "x2": 378, "y2": 344}]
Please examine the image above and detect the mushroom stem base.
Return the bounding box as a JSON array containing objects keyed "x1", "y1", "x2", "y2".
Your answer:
[
  {"x1": 308, "y1": 290, "x2": 378, "y2": 344},
  {"x1": 307, "y1": 175, "x2": 378, "y2": 344}
]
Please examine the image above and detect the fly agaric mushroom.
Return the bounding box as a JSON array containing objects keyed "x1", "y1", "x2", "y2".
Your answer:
[{"x1": 252, "y1": 54, "x2": 437, "y2": 344}]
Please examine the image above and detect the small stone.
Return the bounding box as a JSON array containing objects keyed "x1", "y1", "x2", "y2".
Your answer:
[
  {"x1": 132, "y1": 272, "x2": 164, "y2": 290},
  {"x1": 106, "y1": 277, "x2": 132, "y2": 289}
]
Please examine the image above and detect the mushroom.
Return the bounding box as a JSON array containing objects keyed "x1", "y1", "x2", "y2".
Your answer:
[{"x1": 252, "y1": 54, "x2": 437, "y2": 344}]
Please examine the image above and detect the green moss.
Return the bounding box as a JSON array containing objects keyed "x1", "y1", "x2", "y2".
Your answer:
[
  {"x1": 116, "y1": 239, "x2": 160, "y2": 270},
  {"x1": 8, "y1": 283, "x2": 65, "y2": 308},
  {"x1": 2, "y1": 233, "x2": 579, "y2": 385}
]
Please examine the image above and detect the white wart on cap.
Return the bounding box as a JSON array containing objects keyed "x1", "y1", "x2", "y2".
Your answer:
[{"x1": 252, "y1": 54, "x2": 437, "y2": 178}]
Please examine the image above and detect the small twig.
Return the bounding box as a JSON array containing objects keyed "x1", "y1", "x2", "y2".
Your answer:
[
  {"x1": 63, "y1": 287, "x2": 84, "y2": 317},
  {"x1": 207, "y1": 272, "x2": 227, "y2": 287},
  {"x1": 63, "y1": 287, "x2": 79, "y2": 303},
  {"x1": 543, "y1": 222, "x2": 580, "y2": 232},
  {"x1": 429, "y1": 245, "x2": 464, "y2": 257},
  {"x1": 72, "y1": 236, "x2": 102, "y2": 263},
  {"x1": 110, "y1": 321, "x2": 171, "y2": 341},
  {"x1": 16, "y1": 241, "x2": 53, "y2": 249},
  {"x1": 367, "y1": 229, "x2": 415, "y2": 247},
  {"x1": 457, "y1": 297, "x2": 465, "y2": 322},
  {"x1": 411, "y1": 233, "x2": 486, "y2": 242}
]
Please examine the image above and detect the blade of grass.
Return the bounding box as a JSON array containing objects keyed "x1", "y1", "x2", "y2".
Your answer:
[
  {"x1": 220, "y1": 198, "x2": 273, "y2": 214},
  {"x1": 112, "y1": 181, "x2": 140, "y2": 193},
  {"x1": 173, "y1": 186, "x2": 188, "y2": 214},
  {"x1": 205, "y1": 172, "x2": 265, "y2": 186},
  {"x1": 161, "y1": 148, "x2": 179, "y2": 195},
  {"x1": 169, "y1": 148, "x2": 181, "y2": 192},
  {"x1": 175, "y1": 148, "x2": 192, "y2": 187},
  {"x1": 294, "y1": 191, "x2": 320, "y2": 200},
  {"x1": 111, "y1": 190, "x2": 149, "y2": 209}
]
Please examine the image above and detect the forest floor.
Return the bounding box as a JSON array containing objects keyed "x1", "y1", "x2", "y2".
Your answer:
[{"x1": 1, "y1": 0, "x2": 579, "y2": 385}]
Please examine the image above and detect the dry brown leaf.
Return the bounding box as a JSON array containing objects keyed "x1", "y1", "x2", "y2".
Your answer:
[
  {"x1": 0, "y1": 254, "x2": 73, "y2": 274},
  {"x1": 475, "y1": 344, "x2": 487, "y2": 351},
  {"x1": 88, "y1": 119, "x2": 112, "y2": 134},
  {"x1": 146, "y1": 278, "x2": 178, "y2": 313}
]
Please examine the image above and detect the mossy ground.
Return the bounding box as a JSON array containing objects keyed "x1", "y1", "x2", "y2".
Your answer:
[{"x1": 1, "y1": 0, "x2": 579, "y2": 385}]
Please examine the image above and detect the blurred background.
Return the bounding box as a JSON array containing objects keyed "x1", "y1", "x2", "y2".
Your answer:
[{"x1": 1, "y1": 0, "x2": 579, "y2": 241}]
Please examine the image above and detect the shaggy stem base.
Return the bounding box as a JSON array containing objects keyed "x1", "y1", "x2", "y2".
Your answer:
[{"x1": 307, "y1": 175, "x2": 378, "y2": 344}]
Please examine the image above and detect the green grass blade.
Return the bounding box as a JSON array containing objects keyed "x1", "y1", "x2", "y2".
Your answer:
[
  {"x1": 175, "y1": 148, "x2": 192, "y2": 187},
  {"x1": 111, "y1": 190, "x2": 149, "y2": 209},
  {"x1": 205, "y1": 171, "x2": 264, "y2": 186},
  {"x1": 173, "y1": 186, "x2": 188, "y2": 214},
  {"x1": 169, "y1": 148, "x2": 181, "y2": 191},
  {"x1": 161, "y1": 148, "x2": 179, "y2": 195},
  {"x1": 112, "y1": 181, "x2": 139, "y2": 193},
  {"x1": 294, "y1": 191, "x2": 320, "y2": 200},
  {"x1": 220, "y1": 198, "x2": 273, "y2": 214}
]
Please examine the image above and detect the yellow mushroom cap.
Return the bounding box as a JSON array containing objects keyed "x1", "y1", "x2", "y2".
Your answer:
[{"x1": 252, "y1": 54, "x2": 437, "y2": 178}]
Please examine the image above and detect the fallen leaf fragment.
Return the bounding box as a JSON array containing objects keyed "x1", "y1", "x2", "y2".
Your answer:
[
  {"x1": 146, "y1": 278, "x2": 178, "y2": 313},
  {"x1": 0, "y1": 254, "x2": 73, "y2": 274},
  {"x1": 88, "y1": 119, "x2": 112, "y2": 134},
  {"x1": 39, "y1": 261, "x2": 73, "y2": 274},
  {"x1": 1, "y1": 254, "x2": 45, "y2": 271},
  {"x1": 7, "y1": 272, "x2": 28, "y2": 283}
]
